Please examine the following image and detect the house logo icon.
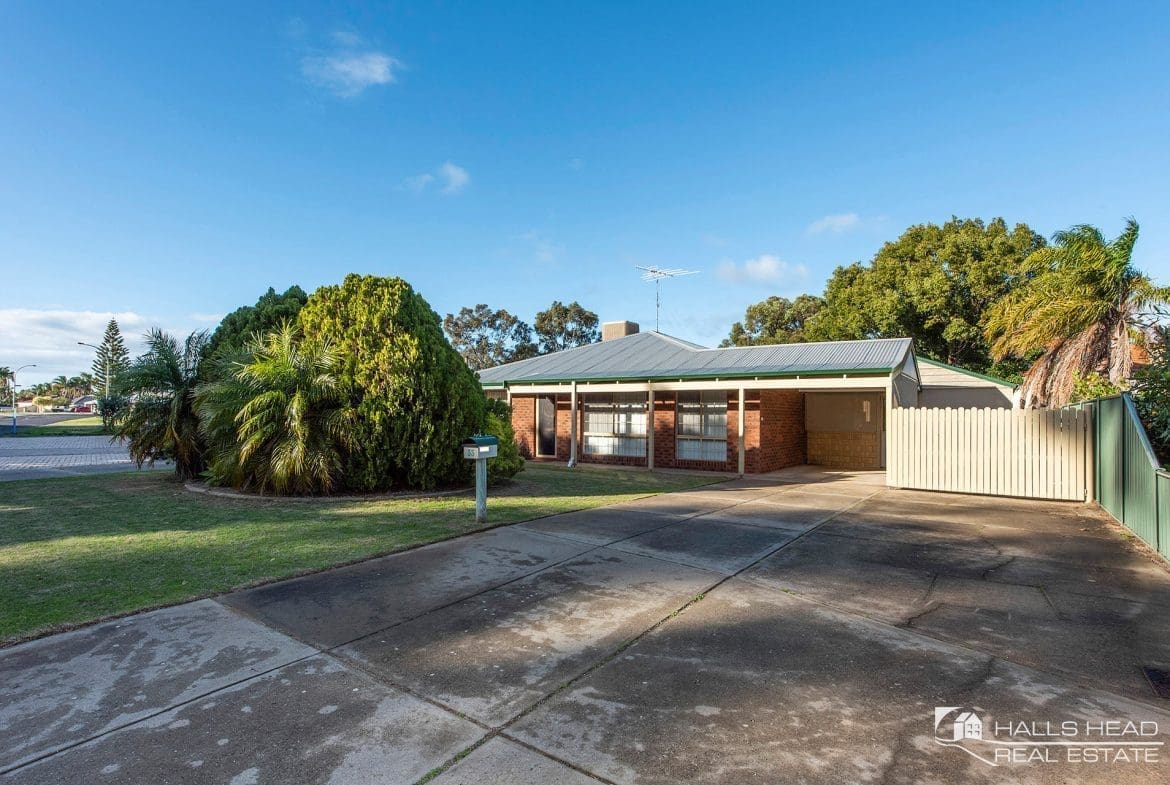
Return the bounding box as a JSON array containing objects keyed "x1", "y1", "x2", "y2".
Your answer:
[{"x1": 935, "y1": 707, "x2": 983, "y2": 741}]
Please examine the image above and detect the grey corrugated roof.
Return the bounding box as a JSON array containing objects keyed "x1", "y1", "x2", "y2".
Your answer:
[{"x1": 477, "y1": 332, "x2": 912, "y2": 385}]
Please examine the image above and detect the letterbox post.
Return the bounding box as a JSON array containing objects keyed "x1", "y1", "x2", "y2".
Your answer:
[
  {"x1": 462, "y1": 435, "x2": 499, "y2": 524},
  {"x1": 474, "y1": 456, "x2": 487, "y2": 523}
]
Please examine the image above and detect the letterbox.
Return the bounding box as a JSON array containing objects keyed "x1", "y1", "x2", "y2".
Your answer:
[{"x1": 462, "y1": 434, "x2": 499, "y2": 460}]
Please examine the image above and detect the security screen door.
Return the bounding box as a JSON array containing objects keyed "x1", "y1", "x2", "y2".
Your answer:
[{"x1": 537, "y1": 396, "x2": 556, "y2": 456}]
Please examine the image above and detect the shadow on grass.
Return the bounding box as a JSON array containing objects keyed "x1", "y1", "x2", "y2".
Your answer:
[{"x1": 0, "y1": 463, "x2": 717, "y2": 642}]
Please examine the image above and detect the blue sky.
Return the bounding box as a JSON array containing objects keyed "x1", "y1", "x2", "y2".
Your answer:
[{"x1": 2, "y1": 1, "x2": 1168, "y2": 383}]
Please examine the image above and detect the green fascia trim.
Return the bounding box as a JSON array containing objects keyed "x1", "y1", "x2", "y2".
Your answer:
[
  {"x1": 916, "y1": 356, "x2": 1015, "y2": 388},
  {"x1": 480, "y1": 366, "x2": 895, "y2": 387}
]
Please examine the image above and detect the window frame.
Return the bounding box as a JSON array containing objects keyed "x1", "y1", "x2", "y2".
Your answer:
[
  {"x1": 675, "y1": 390, "x2": 729, "y2": 462},
  {"x1": 582, "y1": 392, "x2": 648, "y2": 457}
]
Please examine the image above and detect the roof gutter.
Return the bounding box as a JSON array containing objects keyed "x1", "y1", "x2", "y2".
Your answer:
[{"x1": 478, "y1": 365, "x2": 897, "y2": 388}]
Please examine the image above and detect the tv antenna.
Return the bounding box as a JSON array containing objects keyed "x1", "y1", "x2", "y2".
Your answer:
[{"x1": 636, "y1": 266, "x2": 700, "y2": 332}]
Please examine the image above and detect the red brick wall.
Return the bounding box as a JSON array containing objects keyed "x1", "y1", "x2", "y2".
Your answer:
[
  {"x1": 555, "y1": 395, "x2": 573, "y2": 461},
  {"x1": 748, "y1": 389, "x2": 805, "y2": 472},
  {"x1": 511, "y1": 395, "x2": 535, "y2": 459},
  {"x1": 652, "y1": 393, "x2": 676, "y2": 468},
  {"x1": 507, "y1": 389, "x2": 806, "y2": 474}
]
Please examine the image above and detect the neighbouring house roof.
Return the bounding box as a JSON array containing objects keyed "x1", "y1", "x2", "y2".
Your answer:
[
  {"x1": 478, "y1": 331, "x2": 914, "y2": 386},
  {"x1": 916, "y1": 357, "x2": 1016, "y2": 390}
]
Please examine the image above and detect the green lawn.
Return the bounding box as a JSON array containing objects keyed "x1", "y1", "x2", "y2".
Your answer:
[
  {"x1": 1, "y1": 416, "x2": 108, "y2": 437},
  {"x1": 0, "y1": 463, "x2": 717, "y2": 644}
]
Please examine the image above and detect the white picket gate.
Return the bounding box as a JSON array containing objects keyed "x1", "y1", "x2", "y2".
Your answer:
[{"x1": 887, "y1": 407, "x2": 1092, "y2": 501}]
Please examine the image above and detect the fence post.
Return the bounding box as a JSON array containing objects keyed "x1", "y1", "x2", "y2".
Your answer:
[
  {"x1": 1120, "y1": 400, "x2": 1127, "y2": 525},
  {"x1": 1090, "y1": 400, "x2": 1099, "y2": 503},
  {"x1": 1156, "y1": 475, "x2": 1161, "y2": 557},
  {"x1": 1085, "y1": 405, "x2": 1095, "y2": 503}
]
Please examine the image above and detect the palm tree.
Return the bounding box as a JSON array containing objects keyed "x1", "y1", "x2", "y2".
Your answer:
[
  {"x1": 985, "y1": 219, "x2": 1169, "y2": 407},
  {"x1": 195, "y1": 323, "x2": 352, "y2": 495},
  {"x1": 115, "y1": 329, "x2": 210, "y2": 479}
]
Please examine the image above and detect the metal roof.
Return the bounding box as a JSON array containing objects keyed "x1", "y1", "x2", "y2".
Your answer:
[{"x1": 477, "y1": 332, "x2": 913, "y2": 385}]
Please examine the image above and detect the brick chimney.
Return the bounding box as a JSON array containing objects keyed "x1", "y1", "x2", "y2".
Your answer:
[{"x1": 602, "y1": 321, "x2": 640, "y2": 341}]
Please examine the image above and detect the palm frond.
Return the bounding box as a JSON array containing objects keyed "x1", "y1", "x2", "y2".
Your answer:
[
  {"x1": 986, "y1": 219, "x2": 1163, "y2": 406},
  {"x1": 193, "y1": 322, "x2": 349, "y2": 494}
]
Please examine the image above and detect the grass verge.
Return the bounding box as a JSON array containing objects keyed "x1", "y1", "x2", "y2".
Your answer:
[
  {"x1": 0, "y1": 462, "x2": 717, "y2": 644},
  {"x1": 1, "y1": 416, "x2": 108, "y2": 437}
]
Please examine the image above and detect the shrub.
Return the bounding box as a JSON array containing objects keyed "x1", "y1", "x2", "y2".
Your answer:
[
  {"x1": 32, "y1": 395, "x2": 68, "y2": 409},
  {"x1": 484, "y1": 396, "x2": 511, "y2": 420},
  {"x1": 195, "y1": 324, "x2": 353, "y2": 494},
  {"x1": 96, "y1": 394, "x2": 129, "y2": 431},
  {"x1": 484, "y1": 410, "x2": 523, "y2": 484},
  {"x1": 297, "y1": 274, "x2": 485, "y2": 491},
  {"x1": 1070, "y1": 371, "x2": 1123, "y2": 403},
  {"x1": 115, "y1": 329, "x2": 209, "y2": 480},
  {"x1": 1133, "y1": 337, "x2": 1170, "y2": 464},
  {"x1": 206, "y1": 286, "x2": 308, "y2": 360}
]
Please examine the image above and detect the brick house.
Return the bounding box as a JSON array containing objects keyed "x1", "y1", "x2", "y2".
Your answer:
[{"x1": 477, "y1": 322, "x2": 997, "y2": 474}]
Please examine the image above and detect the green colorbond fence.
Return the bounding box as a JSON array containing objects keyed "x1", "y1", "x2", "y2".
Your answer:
[{"x1": 1074, "y1": 393, "x2": 1170, "y2": 562}]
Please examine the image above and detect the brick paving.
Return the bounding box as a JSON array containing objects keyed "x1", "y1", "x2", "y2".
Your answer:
[{"x1": 0, "y1": 436, "x2": 163, "y2": 481}]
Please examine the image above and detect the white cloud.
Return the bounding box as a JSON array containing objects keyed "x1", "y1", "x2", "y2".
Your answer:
[
  {"x1": 717, "y1": 254, "x2": 807, "y2": 284},
  {"x1": 405, "y1": 162, "x2": 470, "y2": 195},
  {"x1": 302, "y1": 49, "x2": 400, "y2": 97},
  {"x1": 806, "y1": 212, "x2": 861, "y2": 235},
  {"x1": 404, "y1": 173, "x2": 435, "y2": 192},
  {"x1": 0, "y1": 309, "x2": 207, "y2": 385},
  {"x1": 330, "y1": 30, "x2": 363, "y2": 47},
  {"x1": 518, "y1": 231, "x2": 563, "y2": 263},
  {"x1": 437, "y1": 162, "x2": 470, "y2": 194}
]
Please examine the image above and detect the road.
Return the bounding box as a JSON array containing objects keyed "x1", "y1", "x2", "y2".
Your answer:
[{"x1": 0, "y1": 435, "x2": 166, "y2": 480}]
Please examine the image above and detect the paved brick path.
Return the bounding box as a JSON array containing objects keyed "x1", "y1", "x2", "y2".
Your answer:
[{"x1": 0, "y1": 436, "x2": 157, "y2": 480}]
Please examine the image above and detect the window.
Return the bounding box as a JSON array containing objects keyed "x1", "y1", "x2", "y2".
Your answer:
[
  {"x1": 583, "y1": 393, "x2": 647, "y2": 457},
  {"x1": 676, "y1": 391, "x2": 727, "y2": 462}
]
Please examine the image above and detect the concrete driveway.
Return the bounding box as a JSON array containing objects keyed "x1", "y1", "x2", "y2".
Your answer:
[{"x1": 3, "y1": 468, "x2": 1170, "y2": 784}]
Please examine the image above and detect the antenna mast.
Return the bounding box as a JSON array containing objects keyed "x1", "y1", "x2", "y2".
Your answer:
[{"x1": 635, "y1": 266, "x2": 700, "y2": 331}]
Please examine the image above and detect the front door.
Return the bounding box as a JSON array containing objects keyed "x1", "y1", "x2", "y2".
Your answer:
[{"x1": 537, "y1": 396, "x2": 557, "y2": 457}]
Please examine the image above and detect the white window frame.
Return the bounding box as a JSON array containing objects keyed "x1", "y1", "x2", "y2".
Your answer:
[
  {"x1": 582, "y1": 393, "x2": 648, "y2": 457},
  {"x1": 676, "y1": 391, "x2": 728, "y2": 462}
]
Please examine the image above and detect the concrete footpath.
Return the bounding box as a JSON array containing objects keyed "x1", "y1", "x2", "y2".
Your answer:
[{"x1": 2, "y1": 468, "x2": 1170, "y2": 783}]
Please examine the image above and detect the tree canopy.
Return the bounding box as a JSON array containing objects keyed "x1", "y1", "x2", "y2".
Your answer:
[
  {"x1": 206, "y1": 286, "x2": 308, "y2": 358},
  {"x1": 443, "y1": 304, "x2": 538, "y2": 369},
  {"x1": 533, "y1": 300, "x2": 600, "y2": 354},
  {"x1": 722, "y1": 295, "x2": 825, "y2": 347},
  {"x1": 92, "y1": 318, "x2": 130, "y2": 395},
  {"x1": 297, "y1": 274, "x2": 485, "y2": 491},
  {"x1": 806, "y1": 217, "x2": 1046, "y2": 374},
  {"x1": 1134, "y1": 329, "x2": 1170, "y2": 463},
  {"x1": 986, "y1": 219, "x2": 1169, "y2": 407}
]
